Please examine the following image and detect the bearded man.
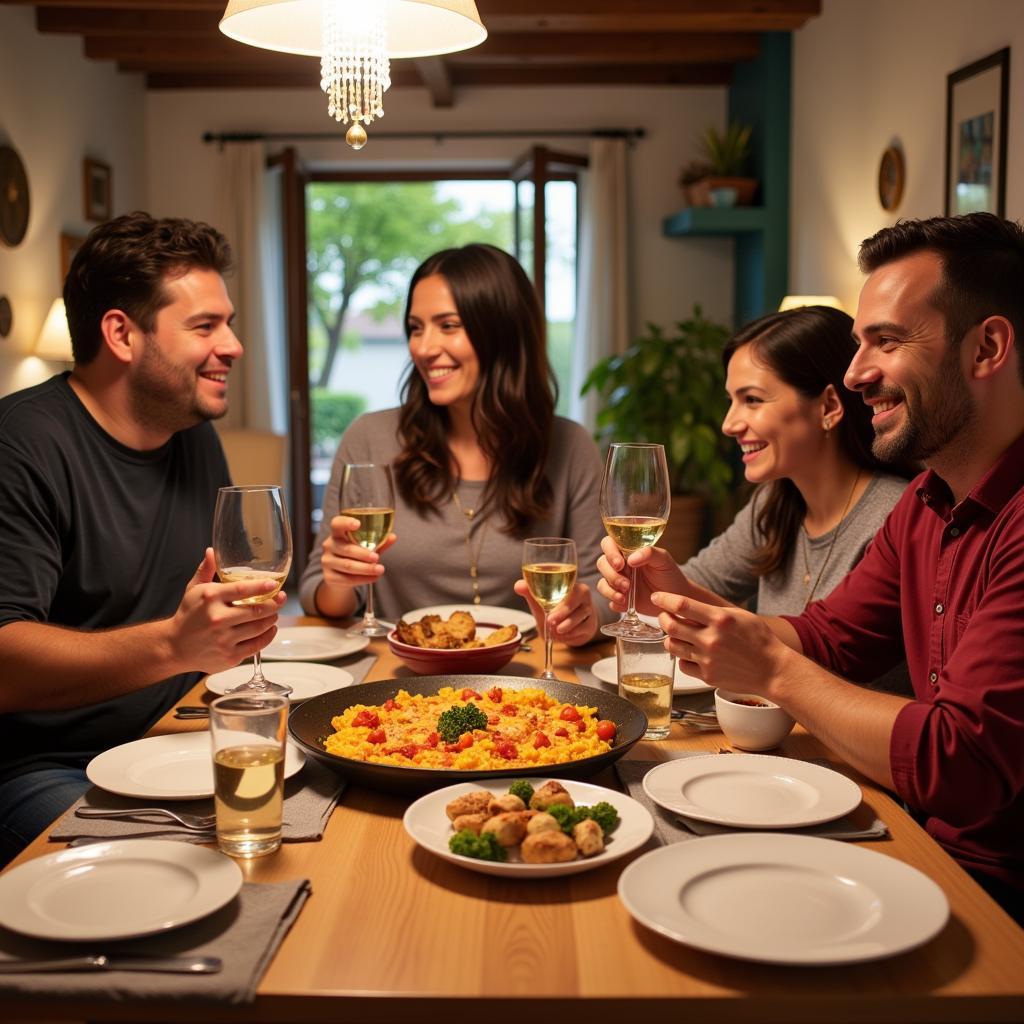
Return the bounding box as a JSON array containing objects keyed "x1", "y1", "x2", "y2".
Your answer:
[
  {"x1": 0, "y1": 212, "x2": 284, "y2": 865},
  {"x1": 598, "y1": 213, "x2": 1024, "y2": 925}
]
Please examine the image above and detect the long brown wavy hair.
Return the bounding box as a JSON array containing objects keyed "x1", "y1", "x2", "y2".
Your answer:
[
  {"x1": 394, "y1": 244, "x2": 558, "y2": 535},
  {"x1": 724, "y1": 306, "x2": 907, "y2": 577}
]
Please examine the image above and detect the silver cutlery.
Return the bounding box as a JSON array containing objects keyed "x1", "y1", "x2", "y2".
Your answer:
[
  {"x1": 75, "y1": 807, "x2": 216, "y2": 830},
  {"x1": 68, "y1": 831, "x2": 217, "y2": 847},
  {"x1": 0, "y1": 954, "x2": 222, "y2": 974},
  {"x1": 670, "y1": 708, "x2": 719, "y2": 724},
  {"x1": 174, "y1": 705, "x2": 210, "y2": 719}
]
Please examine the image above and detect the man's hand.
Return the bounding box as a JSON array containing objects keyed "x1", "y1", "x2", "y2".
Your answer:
[
  {"x1": 596, "y1": 537, "x2": 690, "y2": 616},
  {"x1": 167, "y1": 548, "x2": 286, "y2": 674},
  {"x1": 514, "y1": 580, "x2": 599, "y2": 647}
]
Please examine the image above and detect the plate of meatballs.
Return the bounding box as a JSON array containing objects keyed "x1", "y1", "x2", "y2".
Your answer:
[{"x1": 402, "y1": 777, "x2": 655, "y2": 878}]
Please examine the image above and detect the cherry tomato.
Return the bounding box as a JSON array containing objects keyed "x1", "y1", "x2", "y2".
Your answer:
[
  {"x1": 398, "y1": 744, "x2": 418, "y2": 760},
  {"x1": 577, "y1": 719, "x2": 587, "y2": 733},
  {"x1": 461, "y1": 688, "x2": 482, "y2": 701},
  {"x1": 366, "y1": 728, "x2": 386, "y2": 744},
  {"x1": 596, "y1": 720, "x2": 617, "y2": 741},
  {"x1": 443, "y1": 743, "x2": 460, "y2": 753},
  {"x1": 554, "y1": 727, "x2": 569, "y2": 738},
  {"x1": 494, "y1": 740, "x2": 518, "y2": 760},
  {"x1": 457, "y1": 734, "x2": 475, "y2": 751},
  {"x1": 559, "y1": 706, "x2": 581, "y2": 722},
  {"x1": 533, "y1": 732, "x2": 551, "y2": 749},
  {"x1": 352, "y1": 710, "x2": 380, "y2": 729},
  {"x1": 423, "y1": 732, "x2": 439, "y2": 748},
  {"x1": 383, "y1": 698, "x2": 401, "y2": 712},
  {"x1": 487, "y1": 714, "x2": 500, "y2": 725},
  {"x1": 501, "y1": 704, "x2": 517, "y2": 716},
  {"x1": 487, "y1": 687, "x2": 503, "y2": 702}
]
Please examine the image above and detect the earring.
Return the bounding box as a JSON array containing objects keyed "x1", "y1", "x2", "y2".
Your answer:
[{"x1": 823, "y1": 418, "x2": 831, "y2": 433}]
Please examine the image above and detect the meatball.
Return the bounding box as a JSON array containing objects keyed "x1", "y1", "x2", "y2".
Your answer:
[
  {"x1": 526, "y1": 812, "x2": 561, "y2": 835},
  {"x1": 481, "y1": 811, "x2": 529, "y2": 847},
  {"x1": 521, "y1": 830, "x2": 577, "y2": 864},
  {"x1": 529, "y1": 780, "x2": 575, "y2": 811},
  {"x1": 445, "y1": 790, "x2": 492, "y2": 821},
  {"x1": 572, "y1": 818, "x2": 604, "y2": 857},
  {"x1": 487, "y1": 793, "x2": 526, "y2": 815},
  {"x1": 452, "y1": 812, "x2": 490, "y2": 835}
]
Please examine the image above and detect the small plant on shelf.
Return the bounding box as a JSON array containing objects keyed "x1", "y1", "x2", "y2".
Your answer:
[{"x1": 681, "y1": 121, "x2": 758, "y2": 207}]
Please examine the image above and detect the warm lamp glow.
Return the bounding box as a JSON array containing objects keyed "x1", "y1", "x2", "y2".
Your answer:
[
  {"x1": 779, "y1": 295, "x2": 846, "y2": 313},
  {"x1": 219, "y1": 1, "x2": 487, "y2": 147},
  {"x1": 34, "y1": 299, "x2": 73, "y2": 362}
]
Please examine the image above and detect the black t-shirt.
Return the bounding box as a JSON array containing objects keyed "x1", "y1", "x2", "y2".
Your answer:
[{"x1": 0, "y1": 373, "x2": 231, "y2": 782}]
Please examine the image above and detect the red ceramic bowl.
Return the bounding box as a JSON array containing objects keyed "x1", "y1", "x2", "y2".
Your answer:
[{"x1": 387, "y1": 623, "x2": 521, "y2": 675}]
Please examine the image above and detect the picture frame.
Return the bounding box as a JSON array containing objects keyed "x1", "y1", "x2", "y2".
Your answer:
[
  {"x1": 82, "y1": 157, "x2": 112, "y2": 222},
  {"x1": 944, "y1": 48, "x2": 1009, "y2": 217},
  {"x1": 60, "y1": 232, "x2": 86, "y2": 281}
]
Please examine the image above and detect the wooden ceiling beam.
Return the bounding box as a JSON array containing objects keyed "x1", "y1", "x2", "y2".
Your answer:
[
  {"x1": 414, "y1": 57, "x2": 454, "y2": 108},
  {"x1": 37, "y1": 6, "x2": 218, "y2": 34}
]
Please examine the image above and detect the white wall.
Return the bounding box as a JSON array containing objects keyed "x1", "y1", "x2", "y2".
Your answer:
[
  {"x1": 145, "y1": 83, "x2": 731, "y2": 338},
  {"x1": 0, "y1": 7, "x2": 146, "y2": 397},
  {"x1": 791, "y1": 0, "x2": 1023, "y2": 312}
]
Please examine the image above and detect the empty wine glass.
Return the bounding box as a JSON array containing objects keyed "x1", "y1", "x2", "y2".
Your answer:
[
  {"x1": 599, "y1": 442, "x2": 671, "y2": 639},
  {"x1": 522, "y1": 537, "x2": 578, "y2": 681},
  {"x1": 213, "y1": 485, "x2": 293, "y2": 696},
  {"x1": 339, "y1": 462, "x2": 395, "y2": 637}
]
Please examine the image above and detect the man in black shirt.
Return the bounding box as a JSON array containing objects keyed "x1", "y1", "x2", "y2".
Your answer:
[{"x1": 0, "y1": 212, "x2": 284, "y2": 865}]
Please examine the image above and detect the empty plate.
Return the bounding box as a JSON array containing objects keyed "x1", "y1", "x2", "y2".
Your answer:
[
  {"x1": 589, "y1": 656, "x2": 712, "y2": 695},
  {"x1": 0, "y1": 840, "x2": 243, "y2": 942},
  {"x1": 618, "y1": 833, "x2": 948, "y2": 964},
  {"x1": 206, "y1": 662, "x2": 353, "y2": 702},
  {"x1": 261, "y1": 626, "x2": 370, "y2": 661}
]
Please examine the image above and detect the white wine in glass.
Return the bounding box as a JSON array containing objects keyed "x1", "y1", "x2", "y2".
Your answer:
[
  {"x1": 340, "y1": 463, "x2": 395, "y2": 637},
  {"x1": 599, "y1": 442, "x2": 671, "y2": 639},
  {"x1": 213, "y1": 485, "x2": 293, "y2": 696},
  {"x1": 522, "y1": 537, "x2": 578, "y2": 682}
]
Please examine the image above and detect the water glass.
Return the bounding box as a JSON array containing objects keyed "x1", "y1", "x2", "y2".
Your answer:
[
  {"x1": 210, "y1": 694, "x2": 288, "y2": 858},
  {"x1": 616, "y1": 635, "x2": 673, "y2": 740}
]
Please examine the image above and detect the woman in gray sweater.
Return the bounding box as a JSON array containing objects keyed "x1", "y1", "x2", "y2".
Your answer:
[
  {"x1": 300, "y1": 243, "x2": 611, "y2": 644},
  {"x1": 598, "y1": 306, "x2": 911, "y2": 688}
]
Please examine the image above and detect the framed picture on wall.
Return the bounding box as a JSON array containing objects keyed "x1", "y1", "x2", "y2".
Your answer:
[
  {"x1": 944, "y1": 48, "x2": 1009, "y2": 217},
  {"x1": 60, "y1": 232, "x2": 86, "y2": 281},
  {"x1": 82, "y1": 157, "x2": 112, "y2": 222}
]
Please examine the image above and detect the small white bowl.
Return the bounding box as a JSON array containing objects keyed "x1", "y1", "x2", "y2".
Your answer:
[{"x1": 714, "y1": 688, "x2": 794, "y2": 751}]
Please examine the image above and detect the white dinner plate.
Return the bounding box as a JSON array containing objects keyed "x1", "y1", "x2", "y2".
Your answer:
[
  {"x1": 618, "y1": 833, "x2": 948, "y2": 964},
  {"x1": 86, "y1": 731, "x2": 305, "y2": 801},
  {"x1": 402, "y1": 604, "x2": 537, "y2": 637},
  {"x1": 206, "y1": 661, "x2": 354, "y2": 702},
  {"x1": 642, "y1": 753, "x2": 862, "y2": 828},
  {"x1": 404, "y1": 778, "x2": 653, "y2": 879},
  {"x1": 261, "y1": 626, "x2": 370, "y2": 662},
  {"x1": 0, "y1": 840, "x2": 243, "y2": 942},
  {"x1": 590, "y1": 656, "x2": 713, "y2": 695}
]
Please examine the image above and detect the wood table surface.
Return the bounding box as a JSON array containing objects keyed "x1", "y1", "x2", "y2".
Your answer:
[{"x1": 6, "y1": 616, "x2": 1024, "y2": 1024}]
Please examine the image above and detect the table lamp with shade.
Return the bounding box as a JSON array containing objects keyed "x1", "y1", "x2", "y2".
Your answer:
[
  {"x1": 34, "y1": 298, "x2": 73, "y2": 363},
  {"x1": 778, "y1": 295, "x2": 846, "y2": 313}
]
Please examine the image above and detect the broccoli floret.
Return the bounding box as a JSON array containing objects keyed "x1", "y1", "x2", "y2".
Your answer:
[
  {"x1": 437, "y1": 703, "x2": 489, "y2": 744},
  {"x1": 508, "y1": 779, "x2": 534, "y2": 805},
  {"x1": 448, "y1": 828, "x2": 507, "y2": 862},
  {"x1": 547, "y1": 801, "x2": 621, "y2": 836}
]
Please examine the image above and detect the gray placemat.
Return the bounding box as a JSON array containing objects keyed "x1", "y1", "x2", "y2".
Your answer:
[
  {"x1": 336, "y1": 652, "x2": 377, "y2": 685},
  {"x1": 0, "y1": 878, "x2": 310, "y2": 1004},
  {"x1": 50, "y1": 759, "x2": 345, "y2": 844},
  {"x1": 615, "y1": 756, "x2": 888, "y2": 845}
]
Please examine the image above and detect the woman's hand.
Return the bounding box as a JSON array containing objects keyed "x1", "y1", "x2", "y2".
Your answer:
[
  {"x1": 513, "y1": 580, "x2": 599, "y2": 647},
  {"x1": 315, "y1": 515, "x2": 397, "y2": 618},
  {"x1": 595, "y1": 537, "x2": 690, "y2": 617}
]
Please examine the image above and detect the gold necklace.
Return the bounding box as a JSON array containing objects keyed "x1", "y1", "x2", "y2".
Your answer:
[
  {"x1": 451, "y1": 489, "x2": 489, "y2": 605},
  {"x1": 800, "y1": 471, "x2": 861, "y2": 608}
]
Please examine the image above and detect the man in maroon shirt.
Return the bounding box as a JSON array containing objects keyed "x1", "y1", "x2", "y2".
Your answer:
[{"x1": 598, "y1": 213, "x2": 1024, "y2": 924}]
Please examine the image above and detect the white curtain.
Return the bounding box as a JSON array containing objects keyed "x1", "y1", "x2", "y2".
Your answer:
[
  {"x1": 569, "y1": 137, "x2": 631, "y2": 430},
  {"x1": 215, "y1": 141, "x2": 288, "y2": 435}
]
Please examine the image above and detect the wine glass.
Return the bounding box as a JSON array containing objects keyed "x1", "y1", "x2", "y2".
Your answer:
[
  {"x1": 213, "y1": 485, "x2": 293, "y2": 696},
  {"x1": 599, "y1": 442, "x2": 671, "y2": 639},
  {"x1": 339, "y1": 462, "x2": 395, "y2": 637},
  {"x1": 522, "y1": 537, "x2": 578, "y2": 682}
]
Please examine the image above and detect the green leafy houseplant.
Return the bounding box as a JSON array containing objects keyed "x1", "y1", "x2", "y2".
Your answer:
[
  {"x1": 580, "y1": 306, "x2": 735, "y2": 506},
  {"x1": 699, "y1": 121, "x2": 752, "y2": 176}
]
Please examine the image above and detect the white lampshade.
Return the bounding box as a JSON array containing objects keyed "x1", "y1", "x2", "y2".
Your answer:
[
  {"x1": 219, "y1": 0, "x2": 487, "y2": 58},
  {"x1": 34, "y1": 298, "x2": 74, "y2": 362},
  {"x1": 779, "y1": 295, "x2": 846, "y2": 313}
]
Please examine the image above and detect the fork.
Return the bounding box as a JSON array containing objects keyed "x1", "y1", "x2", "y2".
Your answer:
[{"x1": 75, "y1": 807, "x2": 217, "y2": 830}]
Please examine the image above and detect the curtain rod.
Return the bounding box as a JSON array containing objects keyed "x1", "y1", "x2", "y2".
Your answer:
[{"x1": 202, "y1": 128, "x2": 645, "y2": 145}]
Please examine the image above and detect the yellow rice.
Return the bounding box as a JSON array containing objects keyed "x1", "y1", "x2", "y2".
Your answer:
[{"x1": 325, "y1": 685, "x2": 612, "y2": 770}]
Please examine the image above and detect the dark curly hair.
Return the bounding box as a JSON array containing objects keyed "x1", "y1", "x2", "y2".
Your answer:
[
  {"x1": 393, "y1": 244, "x2": 557, "y2": 536},
  {"x1": 63, "y1": 211, "x2": 233, "y2": 365}
]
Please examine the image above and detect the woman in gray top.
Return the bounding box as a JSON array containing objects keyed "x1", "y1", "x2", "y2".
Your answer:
[
  {"x1": 300, "y1": 243, "x2": 612, "y2": 644},
  {"x1": 598, "y1": 306, "x2": 911, "y2": 689}
]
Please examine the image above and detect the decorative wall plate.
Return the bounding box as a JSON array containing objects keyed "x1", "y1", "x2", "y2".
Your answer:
[
  {"x1": 0, "y1": 145, "x2": 30, "y2": 247},
  {"x1": 878, "y1": 146, "x2": 905, "y2": 212},
  {"x1": 0, "y1": 296, "x2": 12, "y2": 338}
]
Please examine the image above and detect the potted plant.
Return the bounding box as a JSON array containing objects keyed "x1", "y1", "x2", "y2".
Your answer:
[
  {"x1": 580, "y1": 306, "x2": 736, "y2": 561},
  {"x1": 682, "y1": 121, "x2": 759, "y2": 207}
]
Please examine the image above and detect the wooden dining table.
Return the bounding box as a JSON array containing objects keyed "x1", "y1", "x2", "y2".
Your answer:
[{"x1": 6, "y1": 615, "x2": 1024, "y2": 1024}]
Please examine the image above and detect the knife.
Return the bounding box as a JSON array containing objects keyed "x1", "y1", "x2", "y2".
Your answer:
[{"x1": 0, "y1": 954, "x2": 222, "y2": 973}]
